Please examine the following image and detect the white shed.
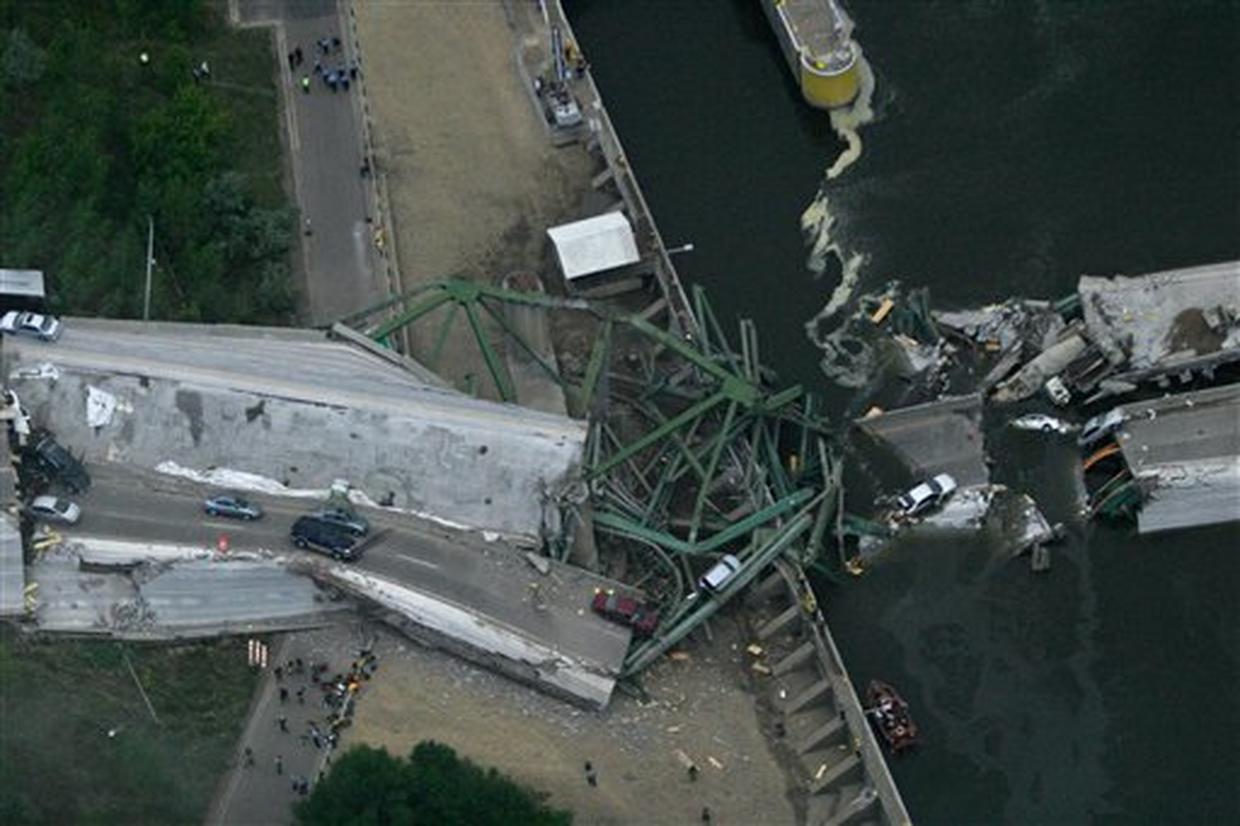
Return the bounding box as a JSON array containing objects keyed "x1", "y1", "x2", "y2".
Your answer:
[{"x1": 546, "y1": 213, "x2": 641, "y2": 282}]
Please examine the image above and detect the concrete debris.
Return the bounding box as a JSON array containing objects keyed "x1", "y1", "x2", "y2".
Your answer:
[
  {"x1": 992, "y1": 330, "x2": 1088, "y2": 404},
  {"x1": 525, "y1": 551, "x2": 552, "y2": 576},
  {"x1": 10, "y1": 362, "x2": 59, "y2": 381},
  {"x1": 990, "y1": 492, "x2": 1059, "y2": 557},
  {"x1": 1030, "y1": 544, "x2": 1051, "y2": 572},
  {"x1": 916, "y1": 485, "x2": 1002, "y2": 531},
  {"x1": 1079, "y1": 261, "x2": 1240, "y2": 373},
  {"x1": 935, "y1": 299, "x2": 1063, "y2": 354}
]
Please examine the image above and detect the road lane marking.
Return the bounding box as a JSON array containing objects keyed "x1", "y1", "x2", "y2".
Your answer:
[{"x1": 394, "y1": 553, "x2": 440, "y2": 570}]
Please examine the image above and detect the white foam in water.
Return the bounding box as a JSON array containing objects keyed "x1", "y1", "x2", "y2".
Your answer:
[
  {"x1": 800, "y1": 45, "x2": 876, "y2": 319},
  {"x1": 799, "y1": 50, "x2": 878, "y2": 385}
]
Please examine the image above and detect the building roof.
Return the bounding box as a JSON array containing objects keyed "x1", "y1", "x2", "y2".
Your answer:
[{"x1": 547, "y1": 212, "x2": 640, "y2": 281}]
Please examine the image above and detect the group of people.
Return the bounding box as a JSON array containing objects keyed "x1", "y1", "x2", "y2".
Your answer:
[
  {"x1": 241, "y1": 647, "x2": 382, "y2": 796},
  {"x1": 292, "y1": 34, "x2": 360, "y2": 94}
]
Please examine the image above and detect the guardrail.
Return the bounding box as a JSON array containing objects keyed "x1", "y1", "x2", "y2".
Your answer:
[{"x1": 549, "y1": 0, "x2": 697, "y2": 338}]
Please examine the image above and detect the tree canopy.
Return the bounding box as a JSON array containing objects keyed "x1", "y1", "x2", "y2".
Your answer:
[
  {"x1": 0, "y1": 0, "x2": 295, "y2": 323},
  {"x1": 294, "y1": 741, "x2": 572, "y2": 826}
]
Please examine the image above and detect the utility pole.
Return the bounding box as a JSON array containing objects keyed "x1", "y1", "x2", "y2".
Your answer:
[{"x1": 143, "y1": 216, "x2": 154, "y2": 321}]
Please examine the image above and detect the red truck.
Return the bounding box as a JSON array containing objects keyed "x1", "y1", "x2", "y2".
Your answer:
[{"x1": 591, "y1": 588, "x2": 660, "y2": 638}]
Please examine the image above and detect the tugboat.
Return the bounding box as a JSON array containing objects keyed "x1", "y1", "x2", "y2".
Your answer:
[{"x1": 864, "y1": 680, "x2": 918, "y2": 754}]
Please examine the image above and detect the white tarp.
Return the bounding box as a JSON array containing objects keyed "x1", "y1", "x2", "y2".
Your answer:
[
  {"x1": 547, "y1": 212, "x2": 640, "y2": 281},
  {"x1": 86, "y1": 385, "x2": 117, "y2": 428}
]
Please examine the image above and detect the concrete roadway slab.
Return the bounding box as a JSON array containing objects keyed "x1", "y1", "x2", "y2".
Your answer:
[
  {"x1": 3, "y1": 321, "x2": 585, "y2": 542},
  {"x1": 30, "y1": 546, "x2": 348, "y2": 637},
  {"x1": 30, "y1": 463, "x2": 629, "y2": 703}
]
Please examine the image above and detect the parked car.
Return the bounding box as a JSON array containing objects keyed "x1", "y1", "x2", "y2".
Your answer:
[
  {"x1": 307, "y1": 506, "x2": 369, "y2": 537},
  {"x1": 894, "y1": 473, "x2": 958, "y2": 517},
  {"x1": 698, "y1": 554, "x2": 742, "y2": 594},
  {"x1": 26, "y1": 495, "x2": 81, "y2": 525},
  {"x1": 591, "y1": 588, "x2": 660, "y2": 637},
  {"x1": 291, "y1": 516, "x2": 361, "y2": 561},
  {"x1": 27, "y1": 432, "x2": 90, "y2": 493},
  {"x1": 0, "y1": 310, "x2": 62, "y2": 342},
  {"x1": 203, "y1": 493, "x2": 263, "y2": 520}
]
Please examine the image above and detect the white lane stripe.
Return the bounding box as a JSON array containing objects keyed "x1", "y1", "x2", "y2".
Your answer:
[{"x1": 394, "y1": 553, "x2": 440, "y2": 570}]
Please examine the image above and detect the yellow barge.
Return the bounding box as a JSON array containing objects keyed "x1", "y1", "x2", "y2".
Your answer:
[{"x1": 760, "y1": 0, "x2": 860, "y2": 109}]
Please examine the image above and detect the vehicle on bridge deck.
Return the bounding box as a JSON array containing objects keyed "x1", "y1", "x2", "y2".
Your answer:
[
  {"x1": 203, "y1": 493, "x2": 264, "y2": 520},
  {"x1": 307, "y1": 506, "x2": 369, "y2": 537},
  {"x1": 27, "y1": 431, "x2": 90, "y2": 494},
  {"x1": 590, "y1": 588, "x2": 660, "y2": 637},
  {"x1": 0, "y1": 309, "x2": 61, "y2": 341},
  {"x1": 291, "y1": 516, "x2": 361, "y2": 562},
  {"x1": 865, "y1": 680, "x2": 919, "y2": 755},
  {"x1": 26, "y1": 495, "x2": 81, "y2": 525}
]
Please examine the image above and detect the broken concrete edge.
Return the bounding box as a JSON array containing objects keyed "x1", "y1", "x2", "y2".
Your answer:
[
  {"x1": 318, "y1": 565, "x2": 620, "y2": 709},
  {"x1": 21, "y1": 611, "x2": 351, "y2": 641},
  {"x1": 327, "y1": 322, "x2": 454, "y2": 390}
]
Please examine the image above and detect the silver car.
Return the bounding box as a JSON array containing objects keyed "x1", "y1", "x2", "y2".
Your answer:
[
  {"x1": 204, "y1": 493, "x2": 264, "y2": 520},
  {"x1": 27, "y1": 495, "x2": 81, "y2": 525},
  {"x1": 0, "y1": 310, "x2": 62, "y2": 342}
]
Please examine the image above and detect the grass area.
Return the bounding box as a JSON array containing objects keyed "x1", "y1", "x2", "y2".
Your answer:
[
  {"x1": 197, "y1": 4, "x2": 287, "y2": 209},
  {"x1": 0, "y1": 0, "x2": 295, "y2": 322},
  {"x1": 0, "y1": 628, "x2": 259, "y2": 824}
]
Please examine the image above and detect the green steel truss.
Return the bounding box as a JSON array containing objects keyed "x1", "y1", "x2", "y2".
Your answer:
[{"x1": 344, "y1": 279, "x2": 843, "y2": 674}]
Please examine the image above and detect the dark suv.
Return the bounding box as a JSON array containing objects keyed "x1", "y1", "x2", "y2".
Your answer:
[
  {"x1": 290, "y1": 516, "x2": 360, "y2": 561},
  {"x1": 28, "y1": 433, "x2": 91, "y2": 494}
]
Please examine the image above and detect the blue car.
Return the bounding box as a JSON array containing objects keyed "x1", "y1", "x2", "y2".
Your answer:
[{"x1": 204, "y1": 493, "x2": 263, "y2": 520}]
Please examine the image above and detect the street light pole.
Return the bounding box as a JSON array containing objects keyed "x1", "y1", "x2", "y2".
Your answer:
[{"x1": 143, "y1": 216, "x2": 154, "y2": 321}]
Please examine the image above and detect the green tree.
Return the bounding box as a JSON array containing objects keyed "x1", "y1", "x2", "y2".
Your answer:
[{"x1": 295, "y1": 742, "x2": 572, "y2": 826}]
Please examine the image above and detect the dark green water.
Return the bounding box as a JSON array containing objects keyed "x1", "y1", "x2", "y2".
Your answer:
[{"x1": 569, "y1": 1, "x2": 1240, "y2": 823}]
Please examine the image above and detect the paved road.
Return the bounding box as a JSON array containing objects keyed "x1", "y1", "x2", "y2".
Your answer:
[
  {"x1": 206, "y1": 625, "x2": 376, "y2": 826},
  {"x1": 56, "y1": 464, "x2": 629, "y2": 666},
  {"x1": 238, "y1": 0, "x2": 382, "y2": 324}
]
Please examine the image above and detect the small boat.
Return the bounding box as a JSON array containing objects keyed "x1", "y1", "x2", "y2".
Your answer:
[{"x1": 864, "y1": 680, "x2": 918, "y2": 754}]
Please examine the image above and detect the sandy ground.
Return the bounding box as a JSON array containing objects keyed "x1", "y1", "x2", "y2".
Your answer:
[
  {"x1": 348, "y1": 615, "x2": 800, "y2": 825},
  {"x1": 355, "y1": 0, "x2": 594, "y2": 395}
]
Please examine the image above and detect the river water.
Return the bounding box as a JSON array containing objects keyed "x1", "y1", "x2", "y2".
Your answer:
[{"x1": 568, "y1": 1, "x2": 1239, "y2": 823}]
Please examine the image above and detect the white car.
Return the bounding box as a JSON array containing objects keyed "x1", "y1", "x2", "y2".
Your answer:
[
  {"x1": 0, "y1": 310, "x2": 62, "y2": 342},
  {"x1": 698, "y1": 554, "x2": 741, "y2": 593},
  {"x1": 894, "y1": 473, "x2": 958, "y2": 517},
  {"x1": 27, "y1": 495, "x2": 81, "y2": 525},
  {"x1": 1010, "y1": 414, "x2": 1078, "y2": 435}
]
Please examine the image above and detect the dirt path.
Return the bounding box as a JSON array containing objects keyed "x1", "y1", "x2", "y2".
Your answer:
[
  {"x1": 349, "y1": 617, "x2": 799, "y2": 825},
  {"x1": 355, "y1": 0, "x2": 593, "y2": 393}
]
